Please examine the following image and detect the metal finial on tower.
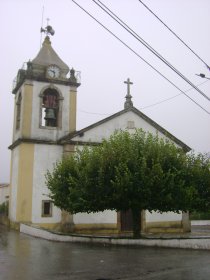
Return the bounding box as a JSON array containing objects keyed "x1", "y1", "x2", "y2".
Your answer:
[
  {"x1": 40, "y1": 18, "x2": 55, "y2": 36},
  {"x1": 124, "y1": 78, "x2": 133, "y2": 109}
]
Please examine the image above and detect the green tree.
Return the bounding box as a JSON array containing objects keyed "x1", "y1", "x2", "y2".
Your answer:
[
  {"x1": 46, "y1": 129, "x2": 210, "y2": 238},
  {"x1": 185, "y1": 153, "x2": 210, "y2": 211},
  {"x1": 0, "y1": 201, "x2": 9, "y2": 216}
]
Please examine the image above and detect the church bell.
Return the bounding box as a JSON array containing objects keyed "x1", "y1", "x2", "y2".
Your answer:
[{"x1": 45, "y1": 108, "x2": 56, "y2": 120}]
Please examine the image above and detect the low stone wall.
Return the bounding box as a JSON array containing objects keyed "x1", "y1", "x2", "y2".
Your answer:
[
  {"x1": 20, "y1": 223, "x2": 210, "y2": 250},
  {"x1": 191, "y1": 220, "x2": 210, "y2": 226}
]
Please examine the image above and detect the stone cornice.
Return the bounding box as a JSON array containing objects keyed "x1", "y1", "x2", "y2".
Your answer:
[
  {"x1": 9, "y1": 138, "x2": 62, "y2": 150},
  {"x1": 12, "y1": 74, "x2": 80, "y2": 94}
]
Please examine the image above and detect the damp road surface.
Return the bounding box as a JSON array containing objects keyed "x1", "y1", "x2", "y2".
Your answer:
[{"x1": 0, "y1": 225, "x2": 210, "y2": 280}]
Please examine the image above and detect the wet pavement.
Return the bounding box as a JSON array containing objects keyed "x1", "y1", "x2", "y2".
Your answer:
[{"x1": 1, "y1": 224, "x2": 210, "y2": 280}]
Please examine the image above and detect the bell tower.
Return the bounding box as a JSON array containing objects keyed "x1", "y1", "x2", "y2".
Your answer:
[{"x1": 9, "y1": 27, "x2": 80, "y2": 229}]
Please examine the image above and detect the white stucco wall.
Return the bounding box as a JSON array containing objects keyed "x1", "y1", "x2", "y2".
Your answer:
[
  {"x1": 9, "y1": 148, "x2": 19, "y2": 221},
  {"x1": 72, "y1": 111, "x2": 178, "y2": 147},
  {"x1": 74, "y1": 211, "x2": 181, "y2": 225},
  {"x1": 146, "y1": 211, "x2": 182, "y2": 222},
  {"x1": 74, "y1": 210, "x2": 117, "y2": 224},
  {"x1": 32, "y1": 144, "x2": 63, "y2": 224}
]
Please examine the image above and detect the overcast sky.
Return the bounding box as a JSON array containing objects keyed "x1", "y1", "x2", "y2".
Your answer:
[{"x1": 0, "y1": 0, "x2": 209, "y2": 183}]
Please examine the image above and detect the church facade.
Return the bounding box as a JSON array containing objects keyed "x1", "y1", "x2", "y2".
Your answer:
[{"x1": 9, "y1": 31, "x2": 191, "y2": 233}]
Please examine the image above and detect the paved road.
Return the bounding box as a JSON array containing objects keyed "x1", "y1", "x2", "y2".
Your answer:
[{"x1": 1, "y1": 225, "x2": 210, "y2": 280}]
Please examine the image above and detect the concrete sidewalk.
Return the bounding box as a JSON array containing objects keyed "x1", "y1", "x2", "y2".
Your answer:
[{"x1": 20, "y1": 223, "x2": 210, "y2": 250}]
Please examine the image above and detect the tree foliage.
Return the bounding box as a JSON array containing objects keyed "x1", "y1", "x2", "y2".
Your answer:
[
  {"x1": 0, "y1": 201, "x2": 9, "y2": 216},
  {"x1": 46, "y1": 129, "x2": 210, "y2": 237}
]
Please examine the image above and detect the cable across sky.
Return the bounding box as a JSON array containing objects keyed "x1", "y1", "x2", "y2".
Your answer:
[
  {"x1": 138, "y1": 0, "x2": 210, "y2": 71},
  {"x1": 92, "y1": 0, "x2": 210, "y2": 102},
  {"x1": 78, "y1": 79, "x2": 209, "y2": 116},
  {"x1": 72, "y1": 0, "x2": 209, "y2": 115}
]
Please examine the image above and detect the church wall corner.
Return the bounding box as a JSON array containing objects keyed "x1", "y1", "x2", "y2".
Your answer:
[
  {"x1": 16, "y1": 143, "x2": 34, "y2": 222},
  {"x1": 69, "y1": 87, "x2": 77, "y2": 133},
  {"x1": 21, "y1": 83, "x2": 33, "y2": 138}
]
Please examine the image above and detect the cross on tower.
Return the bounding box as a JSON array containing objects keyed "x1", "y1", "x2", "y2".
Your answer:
[{"x1": 124, "y1": 78, "x2": 133, "y2": 96}]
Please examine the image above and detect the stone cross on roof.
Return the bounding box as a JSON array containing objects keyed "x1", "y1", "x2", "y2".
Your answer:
[
  {"x1": 124, "y1": 78, "x2": 133, "y2": 95},
  {"x1": 124, "y1": 78, "x2": 133, "y2": 109}
]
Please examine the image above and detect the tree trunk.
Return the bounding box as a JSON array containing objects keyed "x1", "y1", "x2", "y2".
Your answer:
[{"x1": 131, "y1": 208, "x2": 141, "y2": 238}]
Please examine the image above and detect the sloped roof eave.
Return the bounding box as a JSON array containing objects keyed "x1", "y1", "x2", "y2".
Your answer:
[{"x1": 59, "y1": 107, "x2": 191, "y2": 152}]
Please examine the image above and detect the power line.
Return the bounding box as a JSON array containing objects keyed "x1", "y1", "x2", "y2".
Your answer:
[
  {"x1": 78, "y1": 80, "x2": 210, "y2": 115},
  {"x1": 140, "y1": 80, "x2": 210, "y2": 110},
  {"x1": 79, "y1": 109, "x2": 109, "y2": 116},
  {"x1": 93, "y1": 0, "x2": 210, "y2": 102},
  {"x1": 72, "y1": 0, "x2": 209, "y2": 115},
  {"x1": 138, "y1": 0, "x2": 210, "y2": 71}
]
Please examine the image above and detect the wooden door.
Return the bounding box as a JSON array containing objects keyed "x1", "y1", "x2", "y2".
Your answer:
[{"x1": 120, "y1": 209, "x2": 133, "y2": 231}]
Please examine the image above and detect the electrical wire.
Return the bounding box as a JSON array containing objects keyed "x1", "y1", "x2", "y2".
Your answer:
[
  {"x1": 72, "y1": 0, "x2": 209, "y2": 115},
  {"x1": 138, "y1": 0, "x2": 210, "y2": 71},
  {"x1": 93, "y1": 0, "x2": 210, "y2": 102},
  {"x1": 140, "y1": 79, "x2": 210, "y2": 110},
  {"x1": 79, "y1": 109, "x2": 109, "y2": 116},
  {"x1": 78, "y1": 80, "x2": 210, "y2": 115}
]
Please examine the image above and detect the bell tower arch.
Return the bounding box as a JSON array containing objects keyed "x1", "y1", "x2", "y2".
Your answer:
[
  {"x1": 39, "y1": 85, "x2": 63, "y2": 128},
  {"x1": 9, "y1": 29, "x2": 80, "y2": 229}
]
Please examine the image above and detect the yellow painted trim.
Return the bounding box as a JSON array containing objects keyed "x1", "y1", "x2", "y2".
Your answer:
[
  {"x1": 141, "y1": 210, "x2": 146, "y2": 232},
  {"x1": 16, "y1": 143, "x2": 34, "y2": 222},
  {"x1": 74, "y1": 223, "x2": 119, "y2": 234},
  {"x1": 12, "y1": 95, "x2": 17, "y2": 141},
  {"x1": 74, "y1": 223, "x2": 117, "y2": 229},
  {"x1": 9, "y1": 221, "x2": 20, "y2": 231},
  {"x1": 9, "y1": 150, "x2": 13, "y2": 216},
  {"x1": 33, "y1": 223, "x2": 62, "y2": 230},
  {"x1": 69, "y1": 87, "x2": 77, "y2": 132},
  {"x1": 145, "y1": 221, "x2": 183, "y2": 233},
  {"x1": 10, "y1": 222, "x2": 61, "y2": 231},
  {"x1": 22, "y1": 82, "x2": 33, "y2": 137},
  {"x1": 63, "y1": 144, "x2": 75, "y2": 158},
  {"x1": 182, "y1": 212, "x2": 191, "y2": 232}
]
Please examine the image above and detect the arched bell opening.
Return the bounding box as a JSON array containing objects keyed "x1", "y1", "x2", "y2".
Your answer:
[{"x1": 41, "y1": 88, "x2": 60, "y2": 128}]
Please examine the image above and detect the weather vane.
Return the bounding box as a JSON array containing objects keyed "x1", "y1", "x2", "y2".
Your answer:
[{"x1": 40, "y1": 18, "x2": 55, "y2": 36}]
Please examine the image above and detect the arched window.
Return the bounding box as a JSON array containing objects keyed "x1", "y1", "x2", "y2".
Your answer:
[
  {"x1": 16, "y1": 93, "x2": 22, "y2": 130},
  {"x1": 41, "y1": 88, "x2": 59, "y2": 127}
]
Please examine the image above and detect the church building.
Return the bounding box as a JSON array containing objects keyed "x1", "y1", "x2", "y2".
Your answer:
[{"x1": 9, "y1": 29, "x2": 191, "y2": 234}]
